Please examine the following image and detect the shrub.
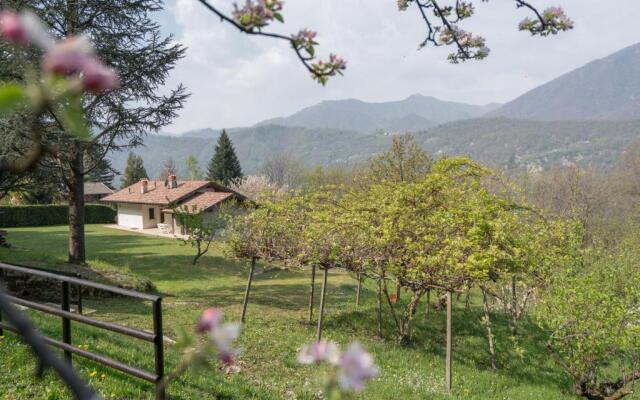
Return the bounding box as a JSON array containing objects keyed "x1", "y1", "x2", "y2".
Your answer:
[{"x1": 0, "y1": 204, "x2": 116, "y2": 227}]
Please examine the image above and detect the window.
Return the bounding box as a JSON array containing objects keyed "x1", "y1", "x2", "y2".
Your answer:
[{"x1": 149, "y1": 207, "x2": 155, "y2": 220}]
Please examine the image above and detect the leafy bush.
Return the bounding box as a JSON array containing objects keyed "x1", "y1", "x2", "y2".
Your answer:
[{"x1": 0, "y1": 205, "x2": 116, "y2": 227}]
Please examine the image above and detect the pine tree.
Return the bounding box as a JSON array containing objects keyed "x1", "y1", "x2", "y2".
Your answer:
[
  {"x1": 121, "y1": 153, "x2": 148, "y2": 188},
  {"x1": 85, "y1": 147, "x2": 115, "y2": 188},
  {"x1": 207, "y1": 130, "x2": 243, "y2": 186}
]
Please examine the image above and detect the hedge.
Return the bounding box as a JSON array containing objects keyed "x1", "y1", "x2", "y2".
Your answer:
[{"x1": 0, "y1": 204, "x2": 116, "y2": 227}]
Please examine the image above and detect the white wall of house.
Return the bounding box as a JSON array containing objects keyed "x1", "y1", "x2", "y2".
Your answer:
[
  {"x1": 117, "y1": 203, "x2": 143, "y2": 229},
  {"x1": 117, "y1": 203, "x2": 161, "y2": 229}
]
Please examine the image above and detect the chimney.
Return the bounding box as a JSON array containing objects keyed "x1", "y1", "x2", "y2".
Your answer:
[
  {"x1": 140, "y1": 179, "x2": 149, "y2": 194},
  {"x1": 168, "y1": 174, "x2": 178, "y2": 189}
]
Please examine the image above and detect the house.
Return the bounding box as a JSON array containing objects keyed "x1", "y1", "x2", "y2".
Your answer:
[
  {"x1": 84, "y1": 182, "x2": 114, "y2": 203},
  {"x1": 101, "y1": 175, "x2": 244, "y2": 234}
]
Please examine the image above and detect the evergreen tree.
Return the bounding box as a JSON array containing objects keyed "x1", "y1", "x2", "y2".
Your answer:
[
  {"x1": 85, "y1": 148, "x2": 115, "y2": 188},
  {"x1": 207, "y1": 130, "x2": 243, "y2": 186},
  {"x1": 121, "y1": 153, "x2": 148, "y2": 188}
]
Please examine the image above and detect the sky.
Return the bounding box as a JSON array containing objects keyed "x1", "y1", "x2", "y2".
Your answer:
[{"x1": 156, "y1": 0, "x2": 640, "y2": 134}]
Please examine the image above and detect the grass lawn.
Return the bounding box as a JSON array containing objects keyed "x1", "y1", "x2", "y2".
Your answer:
[{"x1": 0, "y1": 225, "x2": 618, "y2": 399}]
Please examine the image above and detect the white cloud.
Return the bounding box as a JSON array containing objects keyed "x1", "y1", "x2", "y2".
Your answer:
[{"x1": 160, "y1": 0, "x2": 640, "y2": 133}]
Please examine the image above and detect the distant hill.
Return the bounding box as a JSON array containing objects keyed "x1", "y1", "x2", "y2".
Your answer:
[
  {"x1": 108, "y1": 119, "x2": 640, "y2": 184},
  {"x1": 110, "y1": 125, "x2": 390, "y2": 182},
  {"x1": 488, "y1": 43, "x2": 640, "y2": 121},
  {"x1": 256, "y1": 94, "x2": 500, "y2": 133},
  {"x1": 414, "y1": 118, "x2": 640, "y2": 170}
]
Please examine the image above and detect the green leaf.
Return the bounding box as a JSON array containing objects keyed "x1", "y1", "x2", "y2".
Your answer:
[
  {"x1": 60, "y1": 95, "x2": 90, "y2": 140},
  {"x1": 0, "y1": 83, "x2": 28, "y2": 116},
  {"x1": 273, "y1": 12, "x2": 284, "y2": 23}
]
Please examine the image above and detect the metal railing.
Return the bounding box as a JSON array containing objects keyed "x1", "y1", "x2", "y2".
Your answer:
[{"x1": 0, "y1": 262, "x2": 165, "y2": 400}]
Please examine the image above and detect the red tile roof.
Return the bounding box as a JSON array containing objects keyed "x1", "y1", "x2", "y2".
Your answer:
[
  {"x1": 102, "y1": 180, "x2": 212, "y2": 205},
  {"x1": 173, "y1": 192, "x2": 234, "y2": 213}
]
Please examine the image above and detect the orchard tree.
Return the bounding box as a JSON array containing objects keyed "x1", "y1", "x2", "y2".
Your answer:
[
  {"x1": 224, "y1": 193, "x2": 306, "y2": 322},
  {"x1": 207, "y1": 130, "x2": 243, "y2": 186},
  {"x1": 538, "y1": 243, "x2": 640, "y2": 400}
]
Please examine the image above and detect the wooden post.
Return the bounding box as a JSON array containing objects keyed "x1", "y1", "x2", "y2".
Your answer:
[
  {"x1": 425, "y1": 289, "x2": 430, "y2": 320},
  {"x1": 376, "y1": 278, "x2": 383, "y2": 338},
  {"x1": 355, "y1": 273, "x2": 362, "y2": 306},
  {"x1": 61, "y1": 282, "x2": 72, "y2": 364},
  {"x1": 316, "y1": 267, "x2": 329, "y2": 341},
  {"x1": 241, "y1": 258, "x2": 256, "y2": 323},
  {"x1": 153, "y1": 298, "x2": 165, "y2": 400},
  {"x1": 445, "y1": 290, "x2": 452, "y2": 394},
  {"x1": 308, "y1": 265, "x2": 316, "y2": 323}
]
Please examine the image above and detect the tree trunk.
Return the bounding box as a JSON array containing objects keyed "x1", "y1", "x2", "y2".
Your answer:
[
  {"x1": 396, "y1": 282, "x2": 401, "y2": 301},
  {"x1": 240, "y1": 258, "x2": 256, "y2": 323},
  {"x1": 511, "y1": 276, "x2": 518, "y2": 335},
  {"x1": 316, "y1": 267, "x2": 329, "y2": 341},
  {"x1": 424, "y1": 289, "x2": 430, "y2": 320},
  {"x1": 308, "y1": 265, "x2": 316, "y2": 323},
  {"x1": 445, "y1": 291, "x2": 452, "y2": 394},
  {"x1": 355, "y1": 273, "x2": 362, "y2": 306},
  {"x1": 376, "y1": 278, "x2": 383, "y2": 338},
  {"x1": 481, "y1": 286, "x2": 497, "y2": 369},
  {"x1": 68, "y1": 149, "x2": 86, "y2": 265}
]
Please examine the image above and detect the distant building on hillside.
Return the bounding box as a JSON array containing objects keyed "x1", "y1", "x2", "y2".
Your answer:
[
  {"x1": 101, "y1": 175, "x2": 245, "y2": 234},
  {"x1": 83, "y1": 182, "x2": 114, "y2": 203}
]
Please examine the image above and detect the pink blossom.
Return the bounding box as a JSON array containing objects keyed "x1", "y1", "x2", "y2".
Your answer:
[
  {"x1": 196, "y1": 308, "x2": 241, "y2": 364},
  {"x1": 208, "y1": 322, "x2": 241, "y2": 363},
  {"x1": 0, "y1": 11, "x2": 27, "y2": 44},
  {"x1": 81, "y1": 57, "x2": 119, "y2": 92},
  {"x1": 0, "y1": 11, "x2": 54, "y2": 49},
  {"x1": 337, "y1": 343, "x2": 379, "y2": 392},
  {"x1": 42, "y1": 35, "x2": 94, "y2": 75},
  {"x1": 297, "y1": 340, "x2": 340, "y2": 365},
  {"x1": 196, "y1": 308, "x2": 224, "y2": 333}
]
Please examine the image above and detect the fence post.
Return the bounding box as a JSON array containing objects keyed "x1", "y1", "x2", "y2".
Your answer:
[
  {"x1": 316, "y1": 267, "x2": 329, "y2": 342},
  {"x1": 153, "y1": 298, "x2": 165, "y2": 400},
  {"x1": 61, "y1": 281, "x2": 72, "y2": 364},
  {"x1": 0, "y1": 268, "x2": 4, "y2": 337},
  {"x1": 445, "y1": 290, "x2": 452, "y2": 394},
  {"x1": 75, "y1": 273, "x2": 83, "y2": 315}
]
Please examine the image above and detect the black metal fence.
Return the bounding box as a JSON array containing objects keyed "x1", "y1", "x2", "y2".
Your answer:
[{"x1": 0, "y1": 262, "x2": 165, "y2": 400}]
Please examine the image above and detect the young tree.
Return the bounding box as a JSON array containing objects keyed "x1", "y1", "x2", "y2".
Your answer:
[
  {"x1": 120, "y1": 152, "x2": 148, "y2": 188},
  {"x1": 207, "y1": 129, "x2": 243, "y2": 186},
  {"x1": 174, "y1": 202, "x2": 234, "y2": 265},
  {"x1": 259, "y1": 153, "x2": 305, "y2": 189},
  {"x1": 185, "y1": 155, "x2": 204, "y2": 180},
  {"x1": 367, "y1": 133, "x2": 432, "y2": 184},
  {"x1": 158, "y1": 157, "x2": 178, "y2": 182}
]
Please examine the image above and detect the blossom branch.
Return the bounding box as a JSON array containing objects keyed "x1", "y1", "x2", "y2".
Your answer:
[
  {"x1": 399, "y1": 0, "x2": 572, "y2": 63},
  {"x1": 196, "y1": 0, "x2": 346, "y2": 85}
]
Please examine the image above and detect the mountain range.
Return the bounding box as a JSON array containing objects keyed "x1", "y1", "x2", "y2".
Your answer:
[{"x1": 108, "y1": 42, "x2": 640, "y2": 182}]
